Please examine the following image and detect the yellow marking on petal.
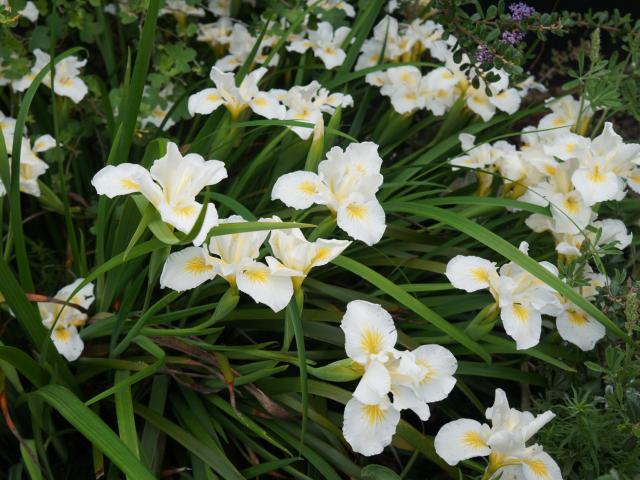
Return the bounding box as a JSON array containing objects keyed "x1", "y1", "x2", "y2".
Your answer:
[
  {"x1": 441, "y1": 71, "x2": 454, "y2": 80},
  {"x1": 360, "y1": 328, "x2": 383, "y2": 355},
  {"x1": 437, "y1": 89, "x2": 447, "y2": 98},
  {"x1": 462, "y1": 431, "x2": 487, "y2": 449},
  {"x1": 173, "y1": 205, "x2": 196, "y2": 217},
  {"x1": 53, "y1": 328, "x2": 71, "y2": 342},
  {"x1": 470, "y1": 267, "x2": 489, "y2": 284},
  {"x1": 544, "y1": 164, "x2": 557, "y2": 175},
  {"x1": 184, "y1": 256, "x2": 213, "y2": 275},
  {"x1": 563, "y1": 195, "x2": 580, "y2": 214},
  {"x1": 244, "y1": 269, "x2": 269, "y2": 283},
  {"x1": 512, "y1": 303, "x2": 529, "y2": 322},
  {"x1": 253, "y1": 96, "x2": 267, "y2": 107},
  {"x1": 58, "y1": 77, "x2": 74, "y2": 87},
  {"x1": 565, "y1": 143, "x2": 576, "y2": 154},
  {"x1": 524, "y1": 458, "x2": 549, "y2": 477},
  {"x1": 417, "y1": 359, "x2": 435, "y2": 384},
  {"x1": 401, "y1": 71, "x2": 411, "y2": 83},
  {"x1": 567, "y1": 309, "x2": 587, "y2": 325},
  {"x1": 588, "y1": 165, "x2": 606, "y2": 183},
  {"x1": 471, "y1": 95, "x2": 488, "y2": 106},
  {"x1": 207, "y1": 93, "x2": 221, "y2": 102},
  {"x1": 120, "y1": 178, "x2": 139, "y2": 190},
  {"x1": 362, "y1": 404, "x2": 384, "y2": 425},
  {"x1": 346, "y1": 204, "x2": 367, "y2": 220},
  {"x1": 298, "y1": 181, "x2": 318, "y2": 195},
  {"x1": 553, "y1": 118, "x2": 565, "y2": 127},
  {"x1": 313, "y1": 247, "x2": 330, "y2": 263}
]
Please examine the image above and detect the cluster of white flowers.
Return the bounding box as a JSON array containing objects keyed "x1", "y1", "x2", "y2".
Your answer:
[
  {"x1": 352, "y1": 15, "x2": 537, "y2": 120},
  {"x1": 450, "y1": 95, "x2": 635, "y2": 259},
  {"x1": 0, "y1": 110, "x2": 56, "y2": 197},
  {"x1": 435, "y1": 388, "x2": 561, "y2": 479},
  {"x1": 272, "y1": 142, "x2": 385, "y2": 244},
  {"x1": 287, "y1": 21, "x2": 352, "y2": 69},
  {"x1": 90, "y1": 138, "x2": 385, "y2": 313},
  {"x1": 340, "y1": 300, "x2": 457, "y2": 455},
  {"x1": 446, "y1": 241, "x2": 608, "y2": 351},
  {"x1": 38, "y1": 279, "x2": 95, "y2": 362},
  {"x1": 160, "y1": 217, "x2": 350, "y2": 312},
  {"x1": 8, "y1": 49, "x2": 89, "y2": 103},
  {"x1": 189, "y1": 67, "x2": 353, "y2": 138}
]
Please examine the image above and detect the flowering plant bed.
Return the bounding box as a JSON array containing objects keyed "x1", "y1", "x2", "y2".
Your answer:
[{"x1": 0, "y1": 1, "x2": 639, "y2": 479}]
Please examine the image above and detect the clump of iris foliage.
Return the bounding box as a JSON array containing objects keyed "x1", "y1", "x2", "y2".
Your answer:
[{"x1": 0, "y1": 1, "x2": 639, "y2": 479}]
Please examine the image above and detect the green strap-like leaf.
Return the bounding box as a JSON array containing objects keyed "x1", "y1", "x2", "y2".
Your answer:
[
  {"x1": 332, "y1": 256, "x2": 492, "y2": 362},
  {"x1": 34, "y1": 385, "x2": 156, "y2": 480}
]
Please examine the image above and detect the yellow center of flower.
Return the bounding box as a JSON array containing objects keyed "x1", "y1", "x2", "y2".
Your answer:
[{"x1": 563, "y1": 195, "x2": 580, "y2": 214}]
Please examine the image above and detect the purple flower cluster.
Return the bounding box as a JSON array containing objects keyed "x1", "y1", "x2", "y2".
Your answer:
[
  {"x1": 475, "y1": 44, "x2": 493, "y2": 64},
  {"x1": 501, "y1": 30, "x2": 525, "y2": 44},
  {"x1": 509, "y1": 2, "x2": 536, "y2": 21}
]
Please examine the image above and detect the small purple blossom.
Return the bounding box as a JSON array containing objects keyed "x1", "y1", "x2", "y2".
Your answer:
[
  {"x1": 509, "y1": 2, "x2": 536, "y2": 21},
  {"x1": 501, "y1": 30, "x2": 526, "y2": 44},
  {"x1": 475, "y1": 45, "x2": 493, "y2": 64}
]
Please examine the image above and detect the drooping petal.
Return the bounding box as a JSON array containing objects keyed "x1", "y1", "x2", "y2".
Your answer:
[
  {"x1": 556, "y1": 308, "x2": 605, "y2": 351},
  {"x1": 445, "y1": 255, "x2": 498, "y2": 292},
  {"x1": 501, "y1": 302, "x2": 542, "y2": 350},
  {"x1": 522, "y1": 451, "x2": 563, "y2": 480},
  {"x1": 336, "y1": 198, "x2": 386, "y2": 246},
  {"x1": 341, "y1": 300, "x2": 397, "y2": 365},
  {"x1": 342, "y1": 396, "x2": 401, "y2": 457},
  {"x1": 188, "y1": 88, "x2": 225, "y2": 116},
  {"x1": 53, "y1": 76, "x2": 88, "y2": 103},
  {"x1": 571, "y1": 165, "x2": 623, "y2": 206},
  {"x1": 271, "y1": 171, "x2": 327, "y2": 209},
  {"x1": 51, "y1": 326, "x2": 84, "y2": 362},
  {"x1": 249, "y1": 92, "x2": 286, "y2": 119},
  {"x1": 434, "y1": 418, "x2": 492, "y2": 466},
  {"x1": 32, "y1": 134, "x2": 57, "y2": 152},
  {"x1": 307, "y1": 238, "x2": 351, "y2": 268},
  {"x1": 236, "y1": 261, "x2": 293, "y2": 313},
  {"x1": 160, "y1": 246, "x2": 216, "y2": 291},
  {"x1": 91, "y1": 163, "x2": 155, "y2": 198},
  {"x1": 412, "y1": 344, "x2": 458, "y2": 403}
]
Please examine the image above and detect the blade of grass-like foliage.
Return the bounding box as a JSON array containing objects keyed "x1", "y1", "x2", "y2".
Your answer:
[
  {"x1": 0, "y1": 347, "x2": 46, "y2": 388},
  {"x1": 34, "y1": 385, "x2": 156, "y2": 480},
  {"x1": 412, "y1": 196, "x2": 550, "y2": 215},
  {"x1": 231, "y1": 119, "x2": 358, "y2": 142},
  {"x1": 286, "y1": 298, "x2": 308, "y2": 448},
  {"x1": 139, "y1": 375, "x2": 169, "y2": 474},
  {"x1": 335, "y1": 0, "x2": 385, "y2": 76},
  {"x1": 133, "y1": 402, "x2": 246, "y2": 480},
  {"x1": 114, "y1": 370, "x2": 140, "y2": 476},
  {"x1": 19, "y1": 439, "x2": 42, "y2": 480},
  {"x1": 113, "y1": 0, "x2": 159, "y2": 165},
  {"x1": 86, "y1": 337, "x2": 165, "y2": 406},
  {"x1": 241, "y1": 458, "x2": 301, "y2": 479},
  {"x1": 331, "y1": 256, "x2": 491, "y2": 362},
  {"x1": 385, "y1": 202, "x2": 627, "y2": 340}
]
